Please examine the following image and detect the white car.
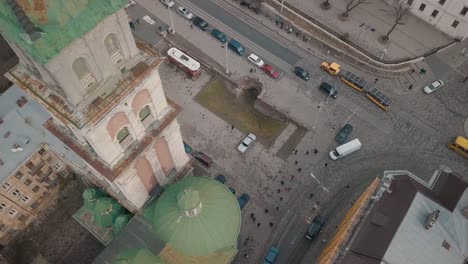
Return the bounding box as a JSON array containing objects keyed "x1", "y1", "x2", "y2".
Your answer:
[
  {"x1": 124, "y1": 0, "x2": 136, "y2": 8},
  {"x1": 142, "y1": 15, "x2": 156, "y2": 25},
  {"x1": 161, "y1": 0, "x2": 175, "y2": 8},
  {"x1": 177, "y1": 6, "x2": 194, "y2": 20},
  {"x1": 248, "y1": 54, "x2": 264, "y2": 67},
  {"x1": 237, "y1": 133, "x2": 257, "y2": 153},
  {"x1": 423, "y1": 80, "x2": 444, "y2": 94}
]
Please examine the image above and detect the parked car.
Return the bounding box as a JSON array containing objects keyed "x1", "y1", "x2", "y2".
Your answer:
[
  {"x1": 293, "y1": 66, "x2": 310, "y2": 81},
  {"x1": 248, "y1": 53, "x2": 264, "y2": 67},
  {"x1": 211, "y1": 28, "x2": 228, "y2": 43},
  {"x1": 319, "y1": 82, "x2": 338, "y2": 99},
  {"x1": 183, "y1": 141, "x2": 193, "y2": 154},
  {"x1": 160, "y1": 0, "x2": 175, "y2": 8},
  {"x1": 305, "y1": 215, "x2": 323, "y2": 240},
  {"x1": 192, "y1": 16, "x2": 209, "y2": 31},
  {"x1": 228, "y1": 187, "x2": 236, "y2": 194},
  {"x1": 261, "y1": 64, "x2": 280, "y2": 79},
  {"x1": 423, "y1": 80, "x2": 444, "y2": 94},
  {"x1": 215, "y1": 174, "x2": 226, "y2": 184},
  {"x1": 335, "y1": 124, "x2": 353, "y2": 144},
  {"x1": 237, "y1": 193, "x2": 250, "y2": 209},
  {"x1": 263, "y1": 246, "x2": 279, "y2": 264},
  {"x1": 177, "y1": 6, "x2": 193, "y2": 20},
  {"x1": 193, "y1": 152, "x2": 213, "y2": 167},
  {"x1": 238, "y1": 133, "x2": 256, "y2": 153},
  {"x1": 228, "y1": 39, "x2": 246, "y2": 56}
]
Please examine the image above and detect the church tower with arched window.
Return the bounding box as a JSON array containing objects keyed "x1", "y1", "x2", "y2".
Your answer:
[{"x1": 1, "y1": 0, "x2": 190, "y2": 211}]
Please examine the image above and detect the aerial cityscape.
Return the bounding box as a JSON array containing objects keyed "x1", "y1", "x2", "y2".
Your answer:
[{"x1": 0, "y1": 0, "x2": 466, "y2": 263}]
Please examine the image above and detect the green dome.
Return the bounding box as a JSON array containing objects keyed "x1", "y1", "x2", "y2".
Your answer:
[{"x1": 145, "y1": 176, "x2": 241, "y2": 256}]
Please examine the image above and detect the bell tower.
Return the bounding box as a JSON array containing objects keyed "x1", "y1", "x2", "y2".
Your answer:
[{"x1": 1, "y1": 0, "x2": 190, "y2": 211}]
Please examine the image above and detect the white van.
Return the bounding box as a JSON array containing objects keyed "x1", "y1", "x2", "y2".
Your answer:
[{"x1": 329, "y1": 139, "x2": 362, "y2": 160}]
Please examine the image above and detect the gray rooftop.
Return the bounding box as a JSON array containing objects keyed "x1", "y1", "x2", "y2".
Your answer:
[{"x1": 0, "y1": 85, "x2": 88, "y2": 182}]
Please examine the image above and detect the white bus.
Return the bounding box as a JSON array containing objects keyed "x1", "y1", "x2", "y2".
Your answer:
[{"x1": 167, "y1": 47, "x2": 201, "y2": 77}]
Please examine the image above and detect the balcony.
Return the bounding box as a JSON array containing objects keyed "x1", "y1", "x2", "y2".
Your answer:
[
  {"x1": 141, "y1": 113, "x2": 155, "y2": 129},
  {"x1": 80, "y1": 73, "x2": 95, "y2": 88},
  {"x1": 119, "y1": 135, "x2": 134, "y2": 150},
  {"x1": 111, "y1": 50, "x2": 123, "y2": 64}
]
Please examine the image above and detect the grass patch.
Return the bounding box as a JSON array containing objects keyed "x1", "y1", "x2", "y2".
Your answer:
[{"x1": 195, "y1": 78, "x2": 286, "y2": 147}]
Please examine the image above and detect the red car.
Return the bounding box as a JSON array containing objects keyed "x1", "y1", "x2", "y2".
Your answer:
[{"x1": 261, "y1": 64, "x2": 280, "y2": 79}]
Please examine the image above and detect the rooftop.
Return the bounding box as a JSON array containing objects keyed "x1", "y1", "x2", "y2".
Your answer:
[
  {"x1": 340, "y1": 168, "x2": 468, "y2": 264},
  {"x1": 0, "y1": 0, "x2": 127, "y2": 64},
  {"x1": 6, "y1": 51, "x2": 162, "y2": 129},
  {"x1": 0, "y1": 85, "x2": 88, "y2": 182}
]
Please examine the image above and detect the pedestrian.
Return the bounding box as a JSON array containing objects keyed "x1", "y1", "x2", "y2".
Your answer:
[
  {"x1": 410, "y1": 69, "x2": 415, "y2": 74},
  {"x1": 252, "y1": 217, "x2": 256, "y2": 222},
  {"x1": 257, "y1": 223, "x2": 261, "y2": 228},
  {"x1": 136, "y1": 18, "x2": 140, "y2": 24},
  {"x1": 279, "y1": 197, "x2": 283, "y2": 201},
  {"x1": 190, "y1": 24, "x2": 193, "y2": 29},
  {"x1": 269, "y1": 221, "x2": 274, "y2": 227},
  {"x1": 250, "y1": 213, "x2": 254, "y2": 218},
  {"x1": 276, "y1": 206, "x2": 279, "y2": 211},
  {"x1": 324, "y1": 163, "x2": 328, "y2": 167},
  {"x1": 277, "y1": 189, "x2": 281, "y2": 193},
  {"x1": 295, "y1": 149, "x2": 298, "y2": 154},
  {"x1": 374, "y1": 78, "x2": 378, "y2": 84},
  {"x1": 265, "y1": 209, "x2": 269, "y2": 213},
  {"x1": 309, "y1": 193, "x2": 314, "y2": 198},
  {"x1": 280, "y1": 180, "x2": 284, "y2": 185},
  {"x1": 306, "y1": 151, "x2": 309, "y2": 155},
  {"x1": 314, "y1": 148, "x2": 318, "y2": 155},
  {"x1": 298, "y1": 168, "x2": 302, "y2": 172},
  {"x1": 408, "y1": 84, "x2": 413, "y2": 90},
  {"x1": 291, "y1": 175, "x2": 295, "y2": 180},
  {"x1": 345, "y1": 185, "x2": 350, "y2": 190},
  {"x1": 294, "y1": 161, "x2": 298, "y2": 165},
  {"x1": 250, "y1": 68, "x2": 253, "y2": 73},
  {"x1": 464, "y1": 76, "x2": 468, "y2": 83}
]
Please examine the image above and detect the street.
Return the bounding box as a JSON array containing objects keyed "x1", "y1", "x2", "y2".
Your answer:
[{"x1": 125, "y1": 0, "x2": 468, "y2": 263}]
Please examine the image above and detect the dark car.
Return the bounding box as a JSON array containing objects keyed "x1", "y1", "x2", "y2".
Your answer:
[
  {"x1": 193, "y1": 152, "x2": 213, "y2": 167},
  {"x1": 228, "y1": 187, "x2": 236, "y2": 194},
  {"x1": 263, "y1": 246, "x2": 279, "y2": 264},
  {"x1": 211, "y1": 28, "x2": 228, "y2": 43},
  {"x1": 335, "y1": 124, "x2": 353, "y2": 144},
  {"x1": 305, "y1": 215, "x2": 323, "y2": 240},
  {"x1": 293, "y1": 66, "x2": 310, "y2": 81},
  {"x1": 319, "y1": 82, "x2": 338, "y2": 99},
  {"x1": 192, "y1": 16, "x2": 209, "y2": 31},
  {"x1": 237, "y1": 193, "x2": 250, "y2": 209},
  {"x1": 183, "y1": 141, "x2": 192, "y2": 154},
  {"x1": 228, "y1": 39, "x2": 245, "y2": 56},
  {"x1": 215, "y1": 174, "x2": 226, "y2": 184}
]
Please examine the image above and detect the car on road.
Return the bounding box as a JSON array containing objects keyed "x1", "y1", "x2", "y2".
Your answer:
[
  {"x1": 192, "y1": 16, "x2": 209, "y2": 31},
  {"x1": 293, "y1": 66, "x2": 310, "y2": 81},
  {"x1": 237, "y1": 193, "x2": 250, "y2": 209},
  {"x1": 177, "y1": 6, "x2": 194, "y2": 20},
  {"x1": 263, "y1": 246, "x2": 279, "y2": 264},
  {"x1": 305, "y1": 215, "x2": 323, "y2": 240},
  {"x1": 261, "y1": 64, "x2": 280, "y2": 79},
  {"x1": 423, "y1": 80, "x2": 444, "y2": 94},
  {"x1": 193, "y1": 152, "x2": 213, "y2": 167},
  {"x1": 228, "y1": 39, "x2": 246, "y2": 56},
  {"x1": 335, "y1": 124, "x2": 353, "y2": 144},
  {"x1": 248, "y1": 53, "x2": 264, "y2": 67},
  {"x1": 319, "y1": 82, "x2": 338, "y2": 99},
  {"x1": 237, "y1": 133, "x2": 256, "y2": 153},
  {"x1": 160, "y1": 0, "x2": 175, "y2": 8},
  {"x1": 215, "y1": 174, "x2": 226, "y2": 184},
  {"x1": 211, "y1": 29, "x2": 228, "y2": 43},
  {"x1": 183, "y1": 141, "x2": 193, "y2": 154}
]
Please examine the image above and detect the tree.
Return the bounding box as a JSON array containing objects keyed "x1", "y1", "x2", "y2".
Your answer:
[
  {"x1": 381, "y1": 0, "x2": 411, "y2": 42},
  {"x1": 341, "y1": 0, "x2": 368, "y2": 17},
  {"x1": 321, "y1": 0, "x2": 331, "y2": 10}
]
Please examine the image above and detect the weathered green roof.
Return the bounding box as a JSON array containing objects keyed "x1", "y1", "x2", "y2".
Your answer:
[
  {"x1": 115, "y1": 248, "x2": 164, "y2": 264},
  {"x1": 144, "y1": 176, "x2": 241, "y2": 256},
  {"x1": 0, "y1": 0, "x2": 127, "y2": 64}
]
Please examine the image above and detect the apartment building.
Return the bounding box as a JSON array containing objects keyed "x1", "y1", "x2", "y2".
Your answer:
[{"x1": 410, "y1": 0, "x2": 468, "y2": 40}]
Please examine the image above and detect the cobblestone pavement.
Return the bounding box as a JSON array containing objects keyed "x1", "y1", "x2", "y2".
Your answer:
[{"x1": 128, "y1": 1, "x2": 468, "y2": 263}]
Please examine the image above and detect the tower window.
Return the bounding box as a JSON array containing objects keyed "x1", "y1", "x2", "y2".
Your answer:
[
  {"x1": 419, "y1": 3, "x2": 426, "y2": 11},
  {"x1": 72, "y1": 58, "x2": 95, "y2": 88},
  {"x1": 1, "y1": 182, "x2": 12, "y2": 191},
  {"x1": 139, "y1": 106, "x2": 154, "y2": 128},
  {"x1": 431, "y1": 9, "x2": 439, "y2": 18},
  {"x1": 452, "y1": 20, "x2": 459, "y2": 28},
  {"x1": 117, "y1": 127, "x2": 134, "y2": 149},
  {"x1": 104, "y1": 34, "x2": 123, "y2": 64}
]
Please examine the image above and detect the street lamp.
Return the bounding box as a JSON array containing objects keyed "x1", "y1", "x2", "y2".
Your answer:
[
  {"x1": 224, "y1": 44, "x2": 229, "y2": 74},
  {"x1": 280, "y1": 0, "x2": 285, "y2": 13},
  {"x1": 167, "y1": 5, "x2": 175, "y2": 34}
]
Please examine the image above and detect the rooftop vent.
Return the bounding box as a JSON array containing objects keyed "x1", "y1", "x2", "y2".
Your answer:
[
  {"x1": 462, "y1": 207, "x2": 468, "y2": 219},
  {"x1": 424, "y1": 209, "x2": 440, "y2": 230},
  {"x1": 16, "y1": 96, "x2": 28, "y2": 108},
  {"x1": 6, "y1": 0, "x2": 44, "y2": 43}
]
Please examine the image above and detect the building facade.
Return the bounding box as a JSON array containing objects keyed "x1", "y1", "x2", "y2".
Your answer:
[
  {"x1": 409, "y1": 0, "x2": 468, "y2": 40},
  {"x1": 1, "y1": 0, "x2": 190, "y2": 212}
]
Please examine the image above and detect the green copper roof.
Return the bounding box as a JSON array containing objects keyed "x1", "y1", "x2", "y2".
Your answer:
[
  {"x1": 144, "y1": 176, "x2": 241, "y2": 257},
  {"x1": 115, "y1": 248, "x2": 163, "y2": 264},
  {"x1": 0, "y1": 0, "x2": 127, "y2": 64},
  {"x1": 94, "y1": 197, "x2": 124, "y2": 228}
]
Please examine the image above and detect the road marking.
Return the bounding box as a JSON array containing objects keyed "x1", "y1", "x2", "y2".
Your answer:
[
  {"x1": 310, "y1": 172, "x2": 329, "y2": 193},
  {"x1": 290, "y1": 232, "x2": 299, "y2": 245}
]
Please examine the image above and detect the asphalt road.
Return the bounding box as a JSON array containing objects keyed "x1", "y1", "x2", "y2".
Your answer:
[{"x1": 190, "y1": 0, "x2": 301, "y2": 65}]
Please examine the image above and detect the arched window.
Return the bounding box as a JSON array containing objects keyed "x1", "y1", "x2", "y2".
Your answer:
[
  {"x1": 104, "y1": 34, "x2": 123, "y2": 64},
  {"x1": 139, "y1": 105, "x2": 154, "y2": 128},
  {"x1": 116, "y1": 127, "x2": 134, "y2": 149},
  {"x1": 72, "y1": 57, "x2": 95, "y2": 88}
]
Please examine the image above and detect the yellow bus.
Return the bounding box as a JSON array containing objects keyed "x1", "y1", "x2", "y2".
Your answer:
[
  {"x1": 448, "y1": 136, "x2": 468, "y2": 158},
  {"x1": 366, "y1": 88, "x2": 392, "y2": 111},
  {"x1": 340, "y1": 71, "x2": 367, "y2": 92}
]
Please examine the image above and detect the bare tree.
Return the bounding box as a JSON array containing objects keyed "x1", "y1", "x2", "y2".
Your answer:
[
  {"x1": 341, "y1": 0, "x2": 368, "y2": 17},
  {"x1": 381, "y1": 0, "x2": 411, "y2": 41}
]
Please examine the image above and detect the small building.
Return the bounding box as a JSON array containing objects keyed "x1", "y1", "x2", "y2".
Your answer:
[
  {"x1": 94, "y1": 176, "x2": 242, "y2": 264},
  {"x1": 319, "y1": 166, "x2": 468, "y2": 264}
]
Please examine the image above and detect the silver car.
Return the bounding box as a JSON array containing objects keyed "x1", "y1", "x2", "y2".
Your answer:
[
  {"x1": 423, "y1": 80, "x2": 444, "y2": 94},
  {"x1": 161, "y1": 0, "x2": 175, "y2": 8},
  {"x1": 178, "y1": 6, "x2": 194, "y2": 20},
  {"x1": 248, "y1": 53, "x2": 264, "y2": 67},
  {"x1": 237, "y1": 133, "x2": 256, "y2": 153}
]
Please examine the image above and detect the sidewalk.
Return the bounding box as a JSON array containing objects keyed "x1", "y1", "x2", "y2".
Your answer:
[{"x1": 285, "y1": 0, "x2": 453, "y2": 61}]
